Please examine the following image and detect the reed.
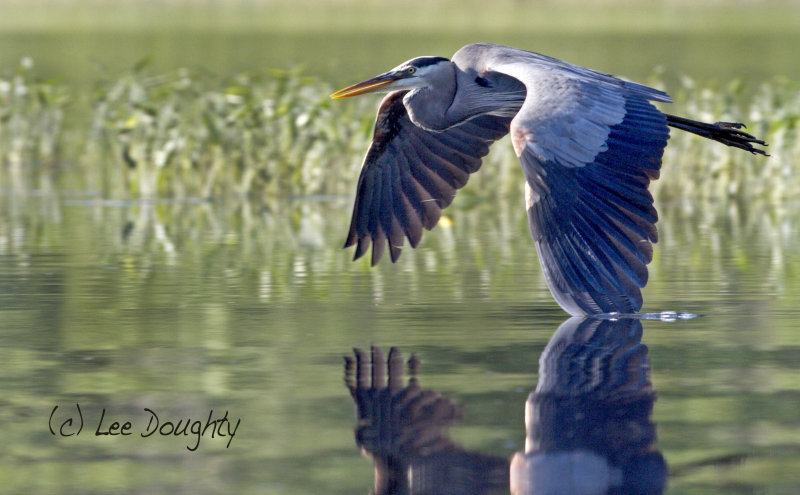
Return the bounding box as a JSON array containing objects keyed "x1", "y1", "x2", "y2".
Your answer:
[{"x1": 2, "y1": 60, "x2": 797, "y2": 202}]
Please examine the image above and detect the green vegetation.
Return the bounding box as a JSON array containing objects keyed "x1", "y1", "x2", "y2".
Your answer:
[
  {"x1": 1, "y1": 1, "x2": 798, "y2": 203},
  {"x1": 82, "y1": 65, "x2": 372, "y2": 199},
  {"x1": 1, "y1": 59, "x2": 796, "y2": 203},
  {"x1": 0, "y1": 59, "x2": 69, "y2": 177}
]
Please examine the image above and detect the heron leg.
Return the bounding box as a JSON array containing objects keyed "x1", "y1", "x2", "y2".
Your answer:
[{"x1": 665, "y1": 114, "x2": 768, "y2": 156}]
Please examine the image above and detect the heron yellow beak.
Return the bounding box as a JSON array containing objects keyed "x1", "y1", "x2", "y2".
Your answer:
[{"x1": 330, "y1": 72, "x2": 400, "y2": 99}]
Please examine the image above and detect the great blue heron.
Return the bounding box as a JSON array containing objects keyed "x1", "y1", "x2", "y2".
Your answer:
[{"x1": 331, "y1": 43, "x2": 767, "y2": 315}]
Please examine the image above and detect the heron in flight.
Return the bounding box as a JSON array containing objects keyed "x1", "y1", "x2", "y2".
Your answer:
[{"x1": 331, "y1": 43, "x2": 767, "y2": 316}]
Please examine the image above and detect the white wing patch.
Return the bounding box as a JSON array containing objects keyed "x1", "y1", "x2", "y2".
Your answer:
[{"x1": 524, "y1": 182, "x2": 540, "y2": 210}]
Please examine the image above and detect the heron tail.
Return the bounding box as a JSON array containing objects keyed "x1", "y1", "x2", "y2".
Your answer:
[{"x1": 665, "y1": 114, "x2": 768, "y2": 156}]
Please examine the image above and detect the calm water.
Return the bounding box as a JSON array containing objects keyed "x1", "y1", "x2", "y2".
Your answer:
[{"x1": 1, "y1": 188, "x2": 799, "y2": 494}]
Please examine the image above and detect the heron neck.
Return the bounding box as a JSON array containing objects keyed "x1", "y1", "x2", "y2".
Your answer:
[
  {"x1": 402, "y1": 65, "x2": 525, "y2": 131},
  {"x1": 402, "y1": 63, "x2": 459, "y2": 131}
]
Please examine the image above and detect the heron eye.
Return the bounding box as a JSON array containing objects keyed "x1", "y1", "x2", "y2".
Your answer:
[{"x1": 407, "y1": 67, "x2": 416, "y2": 74}]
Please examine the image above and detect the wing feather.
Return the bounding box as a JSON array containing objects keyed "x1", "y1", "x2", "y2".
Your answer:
[
  {"x1": 516, "y1": 91, "x2": 668, "y2": 314},
  {"x1": 459, "y1": 44, "x2": 670, "y2": 314},
  {"x1": 344, "y1": 91, "x2": 511, "y2": 265}
]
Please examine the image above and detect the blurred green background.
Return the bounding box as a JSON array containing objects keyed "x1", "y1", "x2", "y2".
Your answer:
[
  {"x1": 2, "y1": 1, "x2": 800, "y2": 494},
  {"x1": 3, "y1": 0, "x2": 800, "y2": 85}
]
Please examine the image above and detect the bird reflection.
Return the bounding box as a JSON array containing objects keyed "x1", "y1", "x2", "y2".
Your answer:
[
  {"x1": 344, "y1": 346, "x2": 510, "y2": 494},
  {"x1": 344, "y1": 317, "x2": 666, "y2": 495},
  {"x1": 511, "y1": 317, "x2": 666, "y2": 495}
]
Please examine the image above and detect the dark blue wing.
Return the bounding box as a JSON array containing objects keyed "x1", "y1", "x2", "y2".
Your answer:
[
  {"x1": 518, "y1": 96, "x2": 669, "y2": 315},
  {"x1": 464, "y1": 45, "x2": 671, "y2": 315},
  {"x1": 345, "y1": 91, "x2": 511, "y2": 265}
]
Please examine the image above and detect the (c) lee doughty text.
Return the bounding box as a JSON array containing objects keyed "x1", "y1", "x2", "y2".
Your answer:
[{"x1": 49, "y1": 404, "x2": 241, "y2": 452}]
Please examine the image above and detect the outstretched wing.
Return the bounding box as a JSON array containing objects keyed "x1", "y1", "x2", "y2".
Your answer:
[
  {"x1": 344, "y1": 91, "x2": 511, "y2": 265},
  {"x1": 468, "y1": 44, "x2": 671, "y2": 315}
]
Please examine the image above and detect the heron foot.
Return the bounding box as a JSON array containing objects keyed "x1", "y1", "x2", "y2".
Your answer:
[
  {"x1": 666, "y1": 114, "x2": 769, "y2": 156},
  {"x1": 710, "y1": 121, "x2": 769, "y2": 155}
]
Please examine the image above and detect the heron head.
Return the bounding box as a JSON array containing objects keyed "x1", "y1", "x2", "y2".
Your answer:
[{"x1": 330, "y1": 56, "x2": 450, "y2": 99}]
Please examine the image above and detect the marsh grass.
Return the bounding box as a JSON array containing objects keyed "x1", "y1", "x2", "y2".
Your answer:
[
  {"x1": 1, "y1": 60, "x2": 797, "y2": 203},
  {"x1": 0, "y1": 58, "x2": 69, "y2": 188},
  {"x1": 82, "y1": 63, "x2": 372, "y2": 199}
]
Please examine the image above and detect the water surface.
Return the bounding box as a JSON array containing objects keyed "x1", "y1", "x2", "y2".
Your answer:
[{"x1": 1, "y1": 190, "x2": 799, "y2": 494}]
